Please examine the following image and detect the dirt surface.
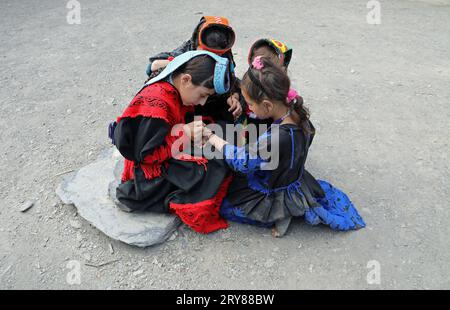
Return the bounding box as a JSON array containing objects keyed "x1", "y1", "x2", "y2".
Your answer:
[{"x1": 1, "y1": 0, "x2": 449, "y2": 289}]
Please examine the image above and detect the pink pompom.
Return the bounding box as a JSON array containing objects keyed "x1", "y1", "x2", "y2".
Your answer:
[
  {"x1": 286, "y1": 88, "x2": 298, "y2": 103},
  {"x1": 252, "y1": 56, "x2": 264, "y2": 70}
]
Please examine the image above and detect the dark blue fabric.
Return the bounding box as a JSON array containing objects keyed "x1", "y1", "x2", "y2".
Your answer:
[
  {"x1": 304, "y1": 180, "x2": 366, "y2": 231},
  {"x1": 223, "y1": 128, "x2": 272, "y2": 173},
  {"x1": 247, "y1": 170, "x2": 270, "y2": 194},
  {"x1": 247, "y1": 170, "x2": 303, "y2": 201},
  {"x1": 289, "y1": 128, "x2": 294, "y2": 169},
  {"x1": 223, "y1": 144, "x2": 266, "y2": 173},
  {"x1": 220, "y1": 180, "x2": 365, "y2": 231},
  {"x1": 220, "y1": 198, "x2": 273, "y2": 228}
]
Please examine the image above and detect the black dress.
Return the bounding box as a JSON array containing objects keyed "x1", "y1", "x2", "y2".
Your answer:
[
  {"x1": 220, "y1": 122, "x2": 366, "y2": 235},
  {"x1": 112, "y1": 81, "x2": 232, "y2": 234}
]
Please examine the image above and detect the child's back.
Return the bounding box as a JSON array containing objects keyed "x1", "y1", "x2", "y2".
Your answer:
[
  {"x1": 223, "y1": 121, "x2": 325, "y2": 225},
  {"x1": 203, "y1": 56, "x2": 366, "y2": 236}
]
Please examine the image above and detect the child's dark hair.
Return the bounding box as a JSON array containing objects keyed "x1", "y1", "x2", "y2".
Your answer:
[
  {"x1": 249, "y1": 42, "x2": 278, "y2": 63},
  {"x1": 174, "y1": 55, "x2": 216, "y2": 89},
  {"x1": 241, "y1": 57, "x2": 311, "y2": 133},
  {"x1": 202, "y1": 26, "x2": 231, "y2": 49}
]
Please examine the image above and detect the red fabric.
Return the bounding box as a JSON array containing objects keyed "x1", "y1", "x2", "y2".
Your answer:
[
  {"x1": 116, "y1": 81, "x2": 232, "y2": 235},
  {"x1": 117, "y1": 82, "x2": 195, "y2": 181},
  {"x1": 175, "y1": 153, "x2": 208, "y2": 171},
  {"x1": 117, "y1": 81, "x2": 189, "y2": 126},
  {"x1": 169, "y1": 174, "x2": 233, "y2": 234}
]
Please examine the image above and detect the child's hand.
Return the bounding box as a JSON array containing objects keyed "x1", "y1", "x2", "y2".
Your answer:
[
  {"x1": 151, "y1": 59, "x2": 171, "y2": 72},
  {"x1": 201, "y1": 126, "x2": 214, "y2": 143},
  {"x1": 183, "y1": 120, "x2": 205, "y2": 143},
  {"x1": 227, "y1": 93, "x2": 242, "y2": 119}
]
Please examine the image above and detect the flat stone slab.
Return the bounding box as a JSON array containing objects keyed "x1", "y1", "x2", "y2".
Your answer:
[{"x1": 56, "y1": 148, "x2": 180, "y2": 247}]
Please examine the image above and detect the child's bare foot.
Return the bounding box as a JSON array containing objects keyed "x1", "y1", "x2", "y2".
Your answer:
[{"x1": 271, "y1": 227, "x2": 281, "y2": 238}]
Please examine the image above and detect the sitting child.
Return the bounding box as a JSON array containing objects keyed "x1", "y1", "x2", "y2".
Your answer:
[
  {"x1": 146, "y1": 16, "x2": 242, "y2": 124},
  {"x1": 110, "y1": 51, "x2": 234, "y2": 234},
  {"x1": 248, "y1": 38, "x2": 293, "y2": 71},
  {"x1": 201, "y1": 56, "x2": 366, "y2": 237},
  {"x1": 228, "y1": 38, "x2": 294, "y2": 145}
]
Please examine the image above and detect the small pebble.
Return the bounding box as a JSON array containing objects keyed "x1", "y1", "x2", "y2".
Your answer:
[
  {"x1": 82, "y1": 253, "x2": 91, "y2": 261},
  {"x1": 168, "y1": 231, "x2": 178, "y2": 241},
  {"x1": 76, "y1": 232, "x2": 83, "y2": 242},
  {"x1": 133, "y1": 269, "x2": 144, "y2": 276},
  {"x1": 19, "y1": 201, "x2": 34, "y2": 212},
  {"x1": 70, "y1": 220, "x2": 82, "y2": 229}
]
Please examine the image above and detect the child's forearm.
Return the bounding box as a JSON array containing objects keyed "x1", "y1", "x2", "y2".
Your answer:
[{"x1": 207, "y1": 134, "x2": 228, "y2": 152}]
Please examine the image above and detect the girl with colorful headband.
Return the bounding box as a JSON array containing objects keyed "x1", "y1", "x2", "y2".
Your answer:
[
  {"x1": 202, "y1": 56, "x2": 366, "y2": 237},
  {"x1": 248, "y1": 38, "x2": 293, "y2": 69},
  {"x1": 229, "y1": 38, "x2": 294, "y2": 144},
  {"x1": 145, "y1": 16, "x2": 243, "y2": 124}
]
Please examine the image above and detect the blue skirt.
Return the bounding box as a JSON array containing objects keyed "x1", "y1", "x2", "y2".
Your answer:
[{"x1": 220, "y1": 180, "x2": 366, "y2": 231}]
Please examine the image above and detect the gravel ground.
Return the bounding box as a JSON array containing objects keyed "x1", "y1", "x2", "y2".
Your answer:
[{"x1": 0, "y1": 0, "x2": 449, "y2": 289}]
